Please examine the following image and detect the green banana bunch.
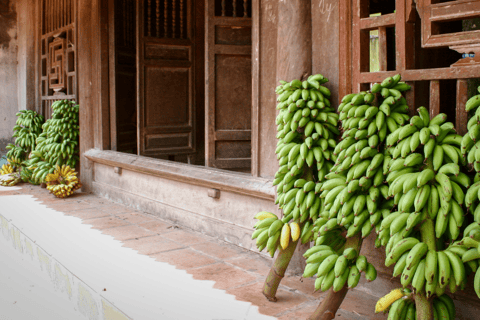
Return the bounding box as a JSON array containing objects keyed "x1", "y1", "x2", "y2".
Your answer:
[
  {"x1": 303, "y1": 239, "x2": 376, "y2": 292},
  {"x1": 6, "y1": 110, "x2": 45, "y2": 163},
  {"x1": 380, "y1": 108, "x2": 476, "y2": 298},
  {"x1": 380, "y1": 294, "x2": 455, "y2": 320},
  {"x1": 322, "y1": 74, "x2": 410, "y2": 244},
  {"x1": 256, "y1": 74, "x2": 339, "y2": 258},
  {"x1": 31, "y1": 100, "x2": 80, "y2": 181}
]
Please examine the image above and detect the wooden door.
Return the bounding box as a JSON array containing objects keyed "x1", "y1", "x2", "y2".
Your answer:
[
  {"x1": 205, "y1": 0, "x2": 252, "y2": 171},
  {"x1": 136, "y1": 0, "x2": 196, "y2": 159}
]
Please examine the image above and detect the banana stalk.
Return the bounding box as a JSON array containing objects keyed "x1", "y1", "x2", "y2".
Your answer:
[
  {"x1": 262, "y1": 237, "x2": 300, "y2": 301},
  {"x1": 414, "y1": 157, "x2": 436, "y2": 320},
  {"x1": 307, "y1": 233, "x2": 362, "y2": 320}
]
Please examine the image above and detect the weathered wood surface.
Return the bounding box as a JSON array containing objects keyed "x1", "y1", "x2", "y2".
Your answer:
[
  {"x1": 276, "y1": 0, "x2": 312, "y2": 275},
  {"x1": 312, "y1": 0, "x2": 340, "y2": 108},
  {"x1": 256, "y1": 0, "x2": 278, "y2": 178},
  {"x1": 78, "y1": 0, "x2": 96, "y2": 191},
  {"x1": 276, "y1": 0, "x2": 311, "y2": 83},
  {"x1": 84, "y1": 149, "x2": 275, "y2": 200}
]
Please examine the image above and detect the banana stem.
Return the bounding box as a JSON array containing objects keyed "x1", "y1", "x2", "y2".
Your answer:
[
  {"x1": 307, "y1": 286, "x2": 348, "y2": 320},
  {"x1": 263, "y1": 239, "x2": 299, "y2": 301},
  {"x1": 420, "y1": 218, "x2": 436, "y2": 251},
  {"x1": 308, "y1": 233, "x2": 363, "y2": 320},
  {"x1": 415, "y1": 292, "x2": 434, "y2": 320},
  {"x1": 417, "y1": 156, "x2": 435, "y2": 320}
]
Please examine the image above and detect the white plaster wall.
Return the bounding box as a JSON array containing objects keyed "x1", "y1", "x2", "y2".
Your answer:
[{"x1": 0, "y1": 0, "x2": 18, "y2": 157}]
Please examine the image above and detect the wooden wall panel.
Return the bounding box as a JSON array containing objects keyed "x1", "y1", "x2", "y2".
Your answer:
[
  {"x1": 145, "y1": 67, "x2": 190, "y2": 127},
  {"x1": 215, "y1": 55, "x2": 252, "y2": 130}
]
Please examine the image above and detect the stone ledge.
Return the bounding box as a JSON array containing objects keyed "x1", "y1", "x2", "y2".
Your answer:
[{"x1": 84, "y1": 149, "x2": 275, "y2": 201}]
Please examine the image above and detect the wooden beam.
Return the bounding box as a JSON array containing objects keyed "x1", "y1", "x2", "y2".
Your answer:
[
  {"x1": 95, "y1": 0, "x2": 111, "y2": 150},
  {"x1": 405, "y1": 80, "x2": 416, "y2": 116},
  {"x1": 78, "y1": 0, "x2": 95, "y2": 191},
  {"x1": 429, "y1": 80, "x2": 441, "y2": 118},
  {"x1": 359, "y1": 13, "x2": 395, "y2": 30},
  {"x1": 108, "y1": 0, "x2": 117, "y2": 151},
  {"x1": 358, "y1": 65, "x2": 480, "y2": 82},
  {"x1": 378, "y1": 27, "x2": 387, "y2": 72},
  {"x1": 456, "y1": 79, "x2": 469, "y2": 136},
  {"x1": 430, "y1": 1, "x2": 480, "y2": 22},
  {"x1": 251, "y1": 0, "x2": 260, "y2": 177},
  {"x1": 339, "y1": 0, "x2": 352, "y2": 101},
  {"x1": 395, "y1": 0, "x2": 407, "y2": 71}
]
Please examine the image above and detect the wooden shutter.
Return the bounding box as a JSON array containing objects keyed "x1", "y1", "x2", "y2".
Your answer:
[
  {"x1": 205, "y1": 0, "x2": 252, "y2": 171},
  {"x1": 136, "y1": 0, "x2": 196, "y2": 158}
]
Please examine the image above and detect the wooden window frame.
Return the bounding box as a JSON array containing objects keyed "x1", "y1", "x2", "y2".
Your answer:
[
  {"x1": 95, "y1": 0, "x2": 261, "y2": 183},
  {"x1": 340, "y1": 0, "x2": 480, "y2": 136}
]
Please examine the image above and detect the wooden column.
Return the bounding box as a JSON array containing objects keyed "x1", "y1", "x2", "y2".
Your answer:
[
  {"x1": 77, "y1": 0, "x2": 110, "y2": 191},
  {"x1": 276, "y1": 0, "x2": 312, "y2": 83},
  {"x1": 276, "y1": 0, "x2": 312, "y2": 276}
]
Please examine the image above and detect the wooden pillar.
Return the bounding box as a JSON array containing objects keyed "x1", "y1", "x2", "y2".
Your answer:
[
  {"x1": 77, "y1": 0, "x2": 110, "y2": 192},
  {"x1": 276, "y1": 0, "x2": 312, "y2": 83},
  {"x1": 276, "y1": 0, "x2": 312, "y2": 276}
]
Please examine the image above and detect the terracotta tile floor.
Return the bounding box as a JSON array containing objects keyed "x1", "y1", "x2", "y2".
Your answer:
[{"x1": 2, "y1": 184, "x2": 384, "y2": 319}]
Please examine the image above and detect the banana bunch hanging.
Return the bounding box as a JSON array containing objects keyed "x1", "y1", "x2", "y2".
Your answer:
[
  {"x1": 383, "y1": 110, "x2": 471, "y2": 299},
  {"x1": 252, "y1": 74, "x2": 340, "y2": 258},
  {"x1": 45, "y1": 165, "x2": 82, "y2": 198},
  {"x1": 300, "y1": 75, "x2": 411, "y2": 294}
]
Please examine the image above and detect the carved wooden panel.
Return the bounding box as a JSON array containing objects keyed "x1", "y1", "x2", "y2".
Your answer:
[
  {"x1": 206, "y1": 0, "x2": 252, "y2": 171},
  {"x1": 38, "y1": 0, "x2": 77, "y2": 119},
  {"x1": 137, "y1": 0, "x2": 196, "y2": 158}
]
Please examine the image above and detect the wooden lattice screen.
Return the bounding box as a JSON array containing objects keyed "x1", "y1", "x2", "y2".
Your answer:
[
  {"x1": 144, "y1": 0, "x2": 189, "y2": 39},
  {"x1": 39, "y1": 0, "x2": 77, "y2": 119},
  {"x1": 215, "y1": 0, "x2": 251, "y2": 18},
  {"x1": 342, "y1": 0, "x2": 480, "y2": 135}
]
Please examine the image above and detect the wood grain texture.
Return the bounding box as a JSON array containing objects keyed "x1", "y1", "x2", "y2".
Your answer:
[
  {"x1": 77, "y1": 0, "x2": 95, "y2": 191},
  {"x1": 429, "y1": 80, "x2": 441, "y2": 118},
  {"x1": 456, "y1": 79, "x2": 469, "y2": 136},
  {"x1": 276, "y1": 0, "x2": 312, "y2": 83}
]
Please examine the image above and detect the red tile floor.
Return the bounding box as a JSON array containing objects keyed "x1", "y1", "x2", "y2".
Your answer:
[{"x1": 1, "y1": 185, "x2": 385, "y2": 319}]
